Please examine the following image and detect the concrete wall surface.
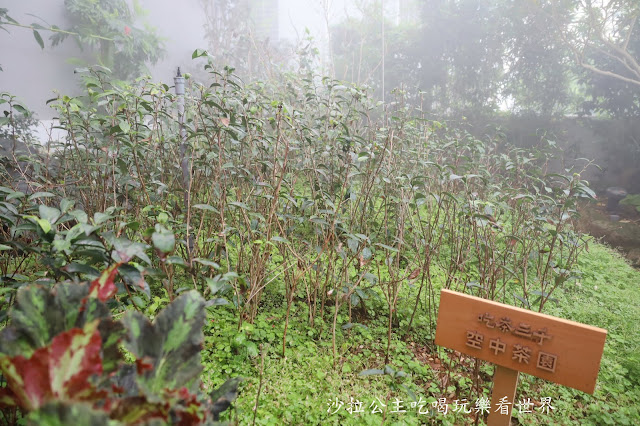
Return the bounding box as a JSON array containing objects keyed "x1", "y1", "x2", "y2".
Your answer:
[
  {"x1": 0, "y1": 0, "x2": 91, "y2": 119},
  {"x1": 0, "y1": 0, "x2": 208, "y2": 119}
]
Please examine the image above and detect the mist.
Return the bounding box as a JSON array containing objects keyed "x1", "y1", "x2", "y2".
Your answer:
[
  {"x1": 2, "y1": 1, "x2": 639, "y2": 193},
  {"x1": 1, "y1": 2, "x2": 640, "y2": 424}
]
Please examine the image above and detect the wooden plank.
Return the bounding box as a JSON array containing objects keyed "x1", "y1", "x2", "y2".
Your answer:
[
  {"x1": 435, "y1": 289, "x2": 607, "y2": 394},
  {"x1": 487, "y1": 366, "x2": 519, "y2": 426}
]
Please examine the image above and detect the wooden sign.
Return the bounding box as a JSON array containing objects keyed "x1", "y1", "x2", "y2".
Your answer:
[{"x1": 435, "y1": 289, "x2": 607, "y2": 425}]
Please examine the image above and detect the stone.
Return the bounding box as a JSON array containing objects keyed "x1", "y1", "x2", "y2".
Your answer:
[{"x1": 606, "y1": 187, "x2": 628, "y2": 213}]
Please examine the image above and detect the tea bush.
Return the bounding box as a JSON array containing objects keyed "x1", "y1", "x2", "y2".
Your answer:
[{"x1": 0, "y1": 53, "x2": 602, "y2": 424}]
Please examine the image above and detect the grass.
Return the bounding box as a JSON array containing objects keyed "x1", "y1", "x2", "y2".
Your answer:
[{"x1": 201, "y1": 242, "x2": 640, "y2": 425}]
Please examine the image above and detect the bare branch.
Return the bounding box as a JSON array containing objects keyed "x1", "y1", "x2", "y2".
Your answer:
[
  {"x1": 592, "y1": 44, "x2": 640, "y2": 80},
  {"x1": 578, "y1": 59, "x2": 640, "y2": 87},
  {"x1": 622, "y1": 14, "x2": 637, "y2": 50},
  {"x1": 547, "y1": 0, "x2": 640, "y2": 87},
  {"x1": 597, "y1": 36, "x2": 640, "y2": 79}
]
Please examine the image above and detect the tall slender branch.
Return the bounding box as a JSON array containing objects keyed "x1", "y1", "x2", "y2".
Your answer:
[{"x1": 2, "y1": 21, "x2": 113, "y2": 41}]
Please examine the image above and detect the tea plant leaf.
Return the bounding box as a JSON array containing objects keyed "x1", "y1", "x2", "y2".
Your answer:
[
  {"x1": 118, "y1": 120, "x2": 130, "y2": 134},
  {"x1": 228, "y1": 201, "x2": 249, "y2": 210},
  {"x1": 206, "y1": 298, "x2": 229, "y2": 307},
  {"x1": 166, "y1": 255, "x2": 185, "y2": 266},
  {"x1": 193, "y1": 203, "x2": 218, "y2": 213},
  {"x1": 6, "y1": 191, "x2": 25, "y2": 201},
  {"x1": 193, "y1": 258, "x2": 220, "y2": 269},
  {"x1": 358, "y1": 369, "x2": 384, "y2": 376},
  {"x1": 93, "y1": 212, "x2": 111, "y2": 225},
  {"x1": 29, "y1": 192, "x2": 55, "y2": 201},
  {"x1": 375, "y1": 243, "x2": 398, "y2": 253},
  {"x1": 112, "y1": 238, "x2": 151, "y2": 265},
  {"x1": 192, "y1": 48, "x2": 208, "y2": 59},
  {"x1": 465, "y1": 281, "x2": 483, "y2": 290},
  {"x1": 35, "y1": 218, "x2": 52, "y2": 234},
  {"x1": 151, "y1": 226, "x2": 175, "y2": 253},
  {"x1": 62, "y1": 262, "x2": 100, "y2": 279},
  {"x1": 270, "y1": 236, "x2": 289, "y2": 244},
  {"x1": 118, "y1": 264, "x2": 150, "y2": 298},
  {"x1": 32, "y1": 29, "x2": 44, "y2": 49},
  {"x1": 205, "y1": 277, "x2": 230, "y2": 295},
  {"x1": 362, "y1": 247, "x2": 372, "y2": 259},
  {"x1": 59, "y1": 198, "x2": 75, "y2": 214},
  {"x1": 513, "y1": 293, "x2": 530, "y2": 309},
  {"x1": 577, "y1": 183, "x2": 596, "y2": 199},
  {"x1": 69, "y1": 209, "x2": 88, "y2": 224},
  {"x1": 347, "y1": 238, "x2": 359, "y2": 254},
  {"x1": 342, "y1": 322, "x2": 368, "y2": 330}
]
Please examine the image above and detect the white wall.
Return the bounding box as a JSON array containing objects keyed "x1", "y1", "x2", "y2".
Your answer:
[
  {"x1": 0, "y1": 0, "x2": 92, "y2": 119},
  {"x1": 0, "y1": 0, "x2": 209, "y2": 119}
]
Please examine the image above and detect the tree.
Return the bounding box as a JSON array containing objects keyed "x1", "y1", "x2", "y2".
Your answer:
[
  {"x1": 199, "y1": 0, "x2": 252, "y2": 74},
  {"x1": 0, "y1": 8, "x2": 59, "y2": 72},
  {"x1": 198, "y1": 0, "x2": 295, "y2": 81},
  {"x1": 414, "y1": 0, "x2": 506, "y2": 116},
  {"x1": 2, "y1": 2, "x2": 164, "y2": 80},
  {"x1": 550, "y1": 0, "x2": 640, "y2": 87},
  {"x1": 579, "y1": 26, "x2": 640, "y2": 116},
  {"x1": 330, "y1": 1, "x2": 422, "y2": 100},
  {"x1": 329, "y1": 0, "x2": 640, "y2": 117},
  {"x1": 330, "y1": 0, "x2": 507, "y2": 116},
  {"x1": 51, "y1": 0, "x2": 165, "y2": 80},
  {"x1": 499, "y1": 1, "x2": 576, "y2": 115},
  {"x1": 535, "y1": 0, "x2": 640, "y2": 116}
]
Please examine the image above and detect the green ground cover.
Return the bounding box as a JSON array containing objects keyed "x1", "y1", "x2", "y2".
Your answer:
[
  {"x1": 1, "y1": 63, "x2": 638, "y2": 425},
  {"x1": 205, "y1": 243, "x2": 640, "y2": 425}
]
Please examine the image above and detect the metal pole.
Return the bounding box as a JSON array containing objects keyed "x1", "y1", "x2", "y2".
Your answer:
[
  {"x1": 174, "y1": 67, "x2": 194, "y2": 255},
  {"x1": 381, "y1": 0, "x2": 385, "y2": 105},
  {"x1": 174, "y1": 67, "x2": 189, "y2": 191}
]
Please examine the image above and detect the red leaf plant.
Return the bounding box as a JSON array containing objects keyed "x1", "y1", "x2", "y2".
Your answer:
[
  {"x1": 88, "y1": 262, "x2": 124, "y2": 302},
  {"x1": 0, "y1": 321, "x2": 106, "y2": 411}
]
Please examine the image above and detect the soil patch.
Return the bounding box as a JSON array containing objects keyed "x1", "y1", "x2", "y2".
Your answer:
[{"x1": 578, "y1": 201, "x2": 640, "y2": 267}]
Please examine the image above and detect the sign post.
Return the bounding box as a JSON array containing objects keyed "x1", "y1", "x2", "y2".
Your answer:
[
  {"x1": 435, "y1": 289, "x2": 607, "y2": 425},
  {"x1": 488, "y1": 366, "x2": 518, "y2": 425}
]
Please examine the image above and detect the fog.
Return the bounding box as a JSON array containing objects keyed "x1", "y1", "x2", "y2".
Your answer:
[
  {"x1": 1, "y1": 2, "x2": 640, "y2": 420},
  {"x1": 1, "y1": 0, "x2": 639, "y2": 191},
  {"x1": 0, "y1": 0, "x2": 366, "y2": 118}
]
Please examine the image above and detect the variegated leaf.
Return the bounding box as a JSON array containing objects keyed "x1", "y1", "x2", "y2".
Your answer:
[
  {"x1": 0, "y1": 321, "x2": 105, "y2": 411},
  {"x1": 122, "y1": 291, "x2": 205, "y2": 393}
]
